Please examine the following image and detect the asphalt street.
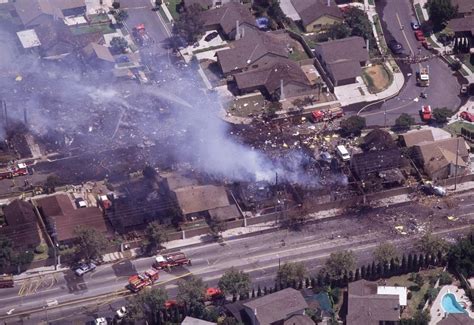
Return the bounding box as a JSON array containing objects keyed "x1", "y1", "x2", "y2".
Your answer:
[
  {"x1": 360, "y1": 0, "x2": 462, "y2": 126},
  {"x1": 1, "y1": 192, "x2": 474, "y2": 324}
]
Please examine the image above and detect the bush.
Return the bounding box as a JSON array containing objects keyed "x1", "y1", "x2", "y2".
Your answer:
[
  {"x1": 407, "y1": 291, "x2": 413, "y2": 300},
  {"x1": 34, "y1": 244, "x2": 47, "y2": 254},
  {"x1": 450, "y1": 60, "x2": 462, "y2": 71},
  {"x1": 414, "y1": 273, "x2": 425, "y2": 287},
  {"x1": 408, "y1": 285, "x2": 421, "y2": 292},
  {"x1": 340, "y1": 116, "x2": 366, "y2": 137},
  {"x1": 439, "y1": 272, "x2": 453, "y2": 285}
]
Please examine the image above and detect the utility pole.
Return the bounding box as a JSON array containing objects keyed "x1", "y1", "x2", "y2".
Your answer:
[{"x1": 454, "y1": 137, "x2": 460, "y2": 190}]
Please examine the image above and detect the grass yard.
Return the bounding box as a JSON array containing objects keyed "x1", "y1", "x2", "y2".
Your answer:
[
  {"x1": 289, "y1": 48, "x2": 309, "y2": 61},
  {"x1": 460, "y1": 54, "x2": 474, "y2": 73},
  {"x1": 362, "y1": 64, "x2": 392, "y2": 94},
  {"x1": 414, "y1": 4, "x2": 426, "y2": 23},
  {"x1": 70, "y1": 24, "x2": 115, "y2": 35},
  {"x1": 227, "y1": 94, "x2": 266, "y2": 118},
  {"x1": 446, "y1": 121, "x2": 474, "y2": 137},
  {"x1": 165, "y1": 0, "x2": 181, "y2": 20},
  {"x1": 373, "y1": 15, "x2": 388, "y2": 53}
]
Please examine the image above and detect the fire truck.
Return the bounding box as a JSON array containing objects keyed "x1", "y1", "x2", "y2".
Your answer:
[
  {"x1": 205, "y1": 287, "x2": 223, "y2": 301},
  {"x1": 416, "y1": 68, "x2": 430, "y2": 87},
  {"x1": 133, "y1": 24, "x2": 151, "y2": 46},
  {"x1": 0, "y1": 163, "x2": 29, "y2": 180},
  {"x1": 153, "y1": 252, "x2": 191, "y2": 270},
  {"x1": 421, "y1": 105, "x2": 432, "y2": 121},
  {"x1": 311, "y1": 107, "x2": 344, "y2": 123},
  {"x1": 127, "y1": 268, "x2": 159, "y2": 292}
]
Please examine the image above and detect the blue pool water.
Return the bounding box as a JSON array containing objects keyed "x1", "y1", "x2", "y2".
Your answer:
[{"x1": 442, "y1": 293, "x2": 467, "y2": 314}]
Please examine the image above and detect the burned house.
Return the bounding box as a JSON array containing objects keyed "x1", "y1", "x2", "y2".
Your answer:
[
  {"x1": 172, "y1": 185, "x2": 231, "y2": 219},
  {"x1": 81, "y1": 42, "x2": 115, "y2": 69},
  {"x1": 36, "y1": 194, "x2": 109, "y2": 244},
  {"x1": 351, "y1": 149, "x2": 406, "y2": 188},
  {"x1": 0, "y1": 200, "x2": 41, "y2": 250}
]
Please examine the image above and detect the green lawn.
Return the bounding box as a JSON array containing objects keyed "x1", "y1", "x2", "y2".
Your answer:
[
  {"x1": 460, "y1": 54, "x2": 474, "y2": 73},
  {"x1": 289, "y1": 49, "x2": 309, "y2": 61},
  {"x1": 414, "y1": 4, "x2": 426, "y2": 23},
  {"x1": 368, "y1": 0, "x2": 375, "y2": 5},
  {"x1": 166, "y1": 0, "x2": 181, "y2": 20},
  {"x1": 446, "y1": 121, "x2": 474, "y2": 136},
  {"x1": 70, "y1": 24, "x2": 115, "y2": 35},
  {"x1": 373, "y1": 15, "x2": 388, "y2": 53}
]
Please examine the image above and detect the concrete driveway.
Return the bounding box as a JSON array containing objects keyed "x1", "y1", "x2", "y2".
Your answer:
[{"x1": 360, "y1": 0, "x2": 462, "y2": 127}]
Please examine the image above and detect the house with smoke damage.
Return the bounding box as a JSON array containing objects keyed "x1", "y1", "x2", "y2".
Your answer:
[
  {"x1": 199, "y1": 2, "x2": 257, "y2": 40},
  {"x1": 172, "y1": 185, "x2": 232, "y2": 219},
  {"x1": 14, "y1": 0, "x2": 86, "y2": 28},
  {"x1": 81, "y1": 42, "x2": 116, "y2": 69}
]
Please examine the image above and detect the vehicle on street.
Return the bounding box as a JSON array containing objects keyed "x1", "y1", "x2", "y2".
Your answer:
[
  {"x1": 460, "y1": 111, "x2": 474, "y2": 122},
  {"x1": 311, "y1": 107, "x2": 344, "y2": 123},
  {"x1": 421, "y1": 105, "x2": 432, "y2": 121},
  {"x1": 94, "y1": 317, "x2": 107, "y2": 325},
  {"x1": 388, "y1": 40, "x2": 404, "y2": 54},
  {"x1": 205, "y1": 287, "x2": 224, "y2": 301},
  {"x1": 414, "y1": 30, "x2": 425, "y2": 41},
  {"x1": 411, "y1": 21, "x2": 420, "y2": 30},
  {"x1": 416, "y1": 68, "x2": 430, "y2": 87},
  {"x1": 133, "y1": 24, "x2": 151, "y2": 46},
  {"x1": 421, "y1": 183, "x2": 446, "y2": 197},
  {"x1": 0, "y1": 274, "x2": 14, "y2": 288},
  {"x1": 75, "y1": 198, "x2": 87, "y2": 208},
  {"x1": 74, "y1": 262, "x2": 97, "y2": 276},
  {"x1": 336, "y1": 145, "x2": 350, "y2": 162},
  {"x1": 153, "y1": 252, "x2": 191, "y2": 270},
  {"x1": 421, "y1": 41, "x2": 432, "y2": 50},
  {"x1": 116, "y1": 306, "x2": 127, "y2": 319},
  {"x1": 128, "y1": 268, "x2": 159, "y2": 292},
  {"x1": 204, "y1": 31, "x2": 219, "y2": 42}
]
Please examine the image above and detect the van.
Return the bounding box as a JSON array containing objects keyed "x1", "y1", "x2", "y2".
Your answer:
[{"x1": 336, "y1": 145, "x2": 350, "y2": 161}]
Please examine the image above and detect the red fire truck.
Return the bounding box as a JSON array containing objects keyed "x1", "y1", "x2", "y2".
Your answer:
[
  {"x1": 205, "y1": 287, "x2": 223, "y2": 301},
  {"x1": 311, "y1": 107, "x2": 344, "y2": 123},
  {"x1": 153, "y1": 252, "x2": 191, "y2": 270},
  {"x1": 421, "y1": 105, "x2": 432, "y2": 121},
  {"x1": 128, "y1": 268, "x2": 159, "y2": 292}
]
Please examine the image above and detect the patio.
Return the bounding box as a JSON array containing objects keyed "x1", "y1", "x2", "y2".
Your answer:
[{"x1": 429, "y1": 285, "x2": 474, "y2": 325}]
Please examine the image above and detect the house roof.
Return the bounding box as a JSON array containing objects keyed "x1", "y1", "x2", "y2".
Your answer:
[
  {"x1": 351, "y1": 148, "x2": 404, "y2": 178},
  {"x1": 326, "y1": 60, "x2": 362, "y2": 82},
  {"x1": 37, "y1": 194, "x2": 108, "y2": 241},
  {"x1": 182, "y1": 316, "x2": 216, "y2": 325},
  {"x1": 438, "y1": 313, "x2": 474, "y2": 325},
  {"x1": 208, "y1": 204, "x2": 241, "y2": 221},
  {"x1": 377, "y1": 286, "x2": 407, "y2": 306},
  {"x1": 200, "y1": 2, "x2": 256, "y2": 36},
  {"x1": 162, "y1": 172, "x2": 199, "y2": 191},
  {"x1": 284, "y1": 314, "x2": 316, "y2": 325},
  {"x1": 83, "y1": 42, "x2": 115, "y2": 62},
  {"x1": 173, "y1": 185, "x2": 230, "y2": 215},
  {"x1": 447, "y1": 16, "x2": 474, "y2": 35},
  {"x1": 416, "y1": 137, "x2": 469, "y2": 175},
  {"x1": 243, "y1": 288, "x2": 308, "y2": 325},
  {"x1": 291, "y1": 0, "x2": 343, "y2": 26},
  {"x1": 452, "y1": 0, "x2": 474, "y2": 16},
  {"x1": 15, "y1": 0, "x2": 86, "y2": 26},
  {"x1": 3, "y1": 200, "x2": 37, "y2": 226},
  {"x1": 217, "y1": 29, "x2": 288, "y2": 74},
  {"x1": 17, "y1": 29, "x2": 42, "y2": 48},
  {"x1": 233, "y1": 57, "x2": 311, "y2": 95},
  {"x1": 0, "y1": 200, "x2": 41, "y2": 249},
  {"x1": 400, "y1": 129, "x2": 435, "y2": 147},
  {"x1": 347, "y1": 280, "x2": 401, "y2": 325}
]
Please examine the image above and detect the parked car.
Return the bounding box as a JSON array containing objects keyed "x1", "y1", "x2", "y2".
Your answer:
[
  {"x1": 75, "y1": 198, "x2": 87, "y2": 208},
  {"x1": 94, "y1": 317, "x2": 107, "y2": 325},
  {"x1": 388, "y1": 40, "x2": 404, "y2": 54},
  {"x1": 319, "y1": 151, "x2": 332, "y2": 163},
  {"x1": 460, "y1": 111, "x2": 474, "y2": 122},
  {"x1": 116, "y1": 306, "x2": 127, "y2": 319},
  {"x1": 421, "y1": 183, "x2": 446, "y2": 197},
  {"x1": 421, "y1": 41, "x2": 432, "y2": 50},
  {"x1": 411, "y1": 21, "x2": 420, "y2": 30},
  {"x1": 74, "y1": 262, "x2": 97, "y2": 276},
  {"x1": 414, "y1": 30, "x2": 425, "y2": 41},
  {"x1": 204, "y1": 31, "x2": 219, "y2": 42}
]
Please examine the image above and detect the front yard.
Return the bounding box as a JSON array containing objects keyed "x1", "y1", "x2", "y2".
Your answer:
[
  {"x1": 362, "y1": 64, "x2": 393, "y2": 94},
  {"x1": 226, "y1": 94, "x2": 266, "y2": 118},
  {"x1": 165, "y1": 0, "x2": 181, "y2": 20}
]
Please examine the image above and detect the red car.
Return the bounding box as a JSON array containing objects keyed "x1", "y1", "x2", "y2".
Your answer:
[
  {"x1": 415, "y1": 31, "x2": 425, "y2": 41},
  {"x1": 421, "y1": 41, "x2": 432, "y2": 50},
  {"x1": 460, "y1": 111, "x2": 474, "y2": 122}
]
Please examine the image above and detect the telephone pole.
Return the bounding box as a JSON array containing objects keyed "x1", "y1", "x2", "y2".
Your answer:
[{"x1": 454, "y1": 137, "x2": 460, "y2": 190}]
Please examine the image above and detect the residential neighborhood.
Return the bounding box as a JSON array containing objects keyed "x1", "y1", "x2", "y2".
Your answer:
[{"x1": 0, "y1": 0, "x2": 473, "y2": 324}]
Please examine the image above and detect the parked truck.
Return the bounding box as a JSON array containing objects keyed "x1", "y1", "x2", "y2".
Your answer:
[
  {"x1": 153, "y1": 252, "x2": 191, "y2": 270},
  {"x1": 311, "y1": 107, "x2": 344, "y2": 123},
  {"x1": 133, "y1": 24, "x2": 151, "y2": 47},
  {"x1": 421, "y1": 105, "x2": 432, "y2": 121},
  {"x1": 127, "y1": 268, "x2": 159, "y2": 292},
  {"x1": 416, "y1": 68, "x2": 429, "y2": 87},
  {"x1": 0, "y1": 274, "x2": 14, "y2": 288}
]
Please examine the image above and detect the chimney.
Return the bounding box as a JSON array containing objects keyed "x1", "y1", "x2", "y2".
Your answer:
[
  {"x1": 280, "y1": 79, "x2": 285, "y2": 100},
  {"x1": 235, "y1": 20, "x2": 241, "y2": 39}
]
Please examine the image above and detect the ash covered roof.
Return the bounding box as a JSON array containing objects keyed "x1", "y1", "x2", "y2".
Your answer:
[
  {"x1": 173, "y1": 185, "x2": 230, "y2": 215},
  {"x1": 0, "y1": 200, "x2": 41, "y2": 249},
  {"x1": 208, "y1": 204, "x2": 241, "y2": 221}
]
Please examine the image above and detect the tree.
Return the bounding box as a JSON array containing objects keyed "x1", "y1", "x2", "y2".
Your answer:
[
  {"x1": 326, "y1": 23, "x2": 352, "y2": 40},
  {"x1": 447, "y1": 230, "x2": 474, "y2": 277},
  {"x1": 373, "y1": 243, "x2": 398, "y2": 267},
  {"x1": 324, "y1": 250, "x2": 356, "y2": 280},
  {"x1": 218, "y1": 267, "x2": 251, "y2": 299},
  {"x1": 344, "y1": 7, "x2": 376, "y2": 50},
  {"x1": 174, "y1": 4, "x2": 204, "y2": 43},
  {"x1": 394, "y1": 113, "x2": 415, "y2": 130},
  {"x1": 110, "y1": 36, "x2": 129, "y2": 54},
  {"x1": 45, "y1": 174, "x2": 61, "y2": 192},
  {"x1": 0, "y1": 236, "x2": 14, "y2": 272},
  {"x1": 143, "y1": 221, "x2": 168, "y2": 254},
  {"x1": 73, "y1": 226, "x2": 108, "y2": 262},
  {"x1": 177, "y1": 276, "x2": 206, "y2": 313},
  {"x1": 432, "y1": 107, "x2": 453, "y2": 124},
  {"x1": 142, "y1": 166, "x2": 157, "y2": 180},
  {"x1": 361, "y1": 129, "x2": 397, "y2": 151},
  {"x1": 113, "y1": 9, "x2": 129, "y2": 24},
  {"x1": 438, "y1": 271, "x2": 453, "y2": 285},
  {"x1": 276, "y1": 262, "x2": 307, "y2": 288},
  {"x1": 438, "y1": 27, "x2": 454, "y2": 46},
  {"x1": 126, "y1": 287, "x2": 168, "y2": 323},
  {"x1": 340, "y1": 116, "x2": 366, "y2": 137},
  {"x1": 427, "y1": 0, "x2": 457, "y2": 31},
  {"x1": 418, "y1": 233, "x2": 449, "y2": 256}
]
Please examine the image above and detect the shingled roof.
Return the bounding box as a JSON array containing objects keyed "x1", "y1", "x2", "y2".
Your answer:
[
  {"x1": 217, "y1": 29, "x2": 288, "y2": 74},
  {"x1": 200, "y1": 2, "x2": 257, "y2": 37},
  {"x1": 15, "y1": 0, "x2": 86, "y2": 27},
  {"x1": 173, "y1": 185, "x2": 230, "y2": 215},
  {"x1": 447, "y1": 16, "x2": 474, "y2": 35},
  {"x1": 399, "y1": 129, "x2": 435, "y2": 147},
  {"x1": 452, "y1": 0, "x2": 474, "y2": 16},
  {"x1": 83, "y1": 42, "x2": 115, "y2": 63},
  {"x1": 291, "y1": 0, "x2": 343, "y2": 26},
  {"x1": 0, "y1": 200, "x2": 41, "y2": 249},
  {"x1": 244, "y1": 288, "x2": 308, "y2": 325},
  {"x1": 438, "y1": 313, "x2": 474, "y2": 325}
]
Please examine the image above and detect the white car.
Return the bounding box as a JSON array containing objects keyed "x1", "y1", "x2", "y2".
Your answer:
[
  {"x1": 94, "y1": 317, "x2": 107, "y2": 325},
  {"x1": 74, "y1": 262, "x2": 97, "y2": 276},
  {"x1": 116, "y1": 306, "x2": 127, "y2": 319}
]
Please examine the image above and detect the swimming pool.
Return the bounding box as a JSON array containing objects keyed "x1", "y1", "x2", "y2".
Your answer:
[{"x1": 442, "y1": 293, "x2": 467, "y2": 314}]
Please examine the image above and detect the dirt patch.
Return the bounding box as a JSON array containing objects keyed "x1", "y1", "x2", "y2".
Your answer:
[{"x1": 363, "y1": 64, "x2": 392, "y2": 93}]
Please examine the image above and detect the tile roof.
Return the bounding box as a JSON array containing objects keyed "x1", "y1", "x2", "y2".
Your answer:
[
  {"x1": 400, "y1": 129, "x2": 435, "y2": 147},
  {"x1": 200, "y1": 2, "x2": 256, "y2": 36},
  {"x1": 217, "y1": 28, "x2": 288, "y2": 74},
  {"x1": 173, "y1": 185, "x2": 230, "y2": 215},
  {"x1": 244, "y1": 288, "x2": 308, "y2": 325},
  {"x1": 291, "y1": 0, "x2": 343, "y2": 26}
]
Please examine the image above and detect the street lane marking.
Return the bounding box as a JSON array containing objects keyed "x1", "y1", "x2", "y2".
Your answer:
[
  {"x1": 396, "y1": 13, "x2": 414, "y2": 55},
  {"x1": 360, "y1": 100, "x2": 415, "y2": 117}
]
